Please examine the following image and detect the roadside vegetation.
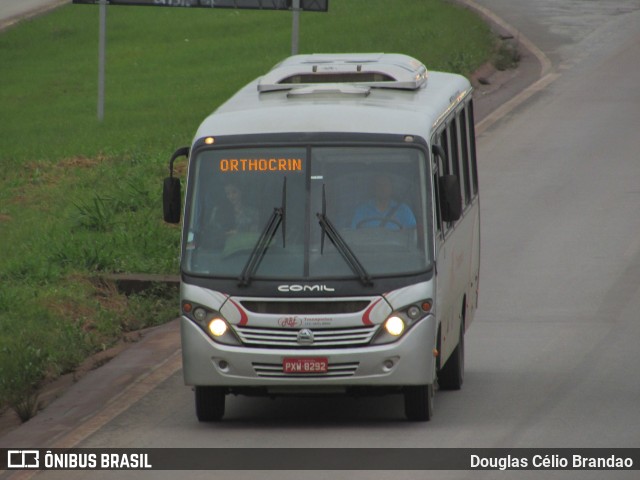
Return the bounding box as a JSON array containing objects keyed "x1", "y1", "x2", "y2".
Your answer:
[{"x1": 0, "y1": 0, "x2": 495, "y2": 421}]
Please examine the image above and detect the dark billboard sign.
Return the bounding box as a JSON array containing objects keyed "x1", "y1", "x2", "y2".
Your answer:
[{"x1": 72, "y1": 0, "x2": 328, "y2": 12}]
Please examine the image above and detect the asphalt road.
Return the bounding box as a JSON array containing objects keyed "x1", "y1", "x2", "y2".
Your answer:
[
  {"x1": 0, "y1": 0, "x2": 67, "y2": 30},
  {"x1": 2, "y1": 1, "x2": 640, "y2": 479}
]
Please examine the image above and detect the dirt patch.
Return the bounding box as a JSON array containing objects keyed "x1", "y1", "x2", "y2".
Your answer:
[
  {"x1": 59, "y1": 155, "x2": 108, "y2": 170},
  {"x1": 470, "y1": 61, "x2": 498, "y2": 86}
]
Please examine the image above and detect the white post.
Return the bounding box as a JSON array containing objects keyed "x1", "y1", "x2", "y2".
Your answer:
[
  {"x1": 291, "y1": 0, "x2": 300, "y2": 56},
  {"x1": 98, "y1": 0, "x2": 107, "y2": 121}
]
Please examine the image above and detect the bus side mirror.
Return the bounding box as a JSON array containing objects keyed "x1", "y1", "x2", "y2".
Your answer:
[
  {"x1": 163, "y1": 147, "x2": 189, "y2": 224},
  {"x1": 163, "y1": 176, "x2": 181, "y2": 224},
  {"x1": 432, "y1": 144, "x2": 446, "y2": 160},
  {"x1": 439, "y1": 175, "x2": 462, "y2": 223}
]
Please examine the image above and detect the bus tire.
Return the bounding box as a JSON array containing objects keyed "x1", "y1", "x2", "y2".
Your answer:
[
  {"x1": 404, "y1": 384, "x2": 434, "y2": 421},
  {"x1": 438, "y1": 319, "x2": 464, "y2": 390},
  {"x1": 195, "y1": 386, "x2": 226, "y2": 422}
]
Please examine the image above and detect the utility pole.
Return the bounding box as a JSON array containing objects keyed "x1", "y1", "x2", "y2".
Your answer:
[
  {"x1": 291, "y1": 0, "x2": 300, "y2": 56},
  {"x1": 97, "y1": 0, "x2": 107, "y2": 121}
]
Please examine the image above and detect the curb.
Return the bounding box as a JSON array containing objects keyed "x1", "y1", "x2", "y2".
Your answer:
[{"x1": 459, "y1": 0, "x2": 558, "y2": 135}]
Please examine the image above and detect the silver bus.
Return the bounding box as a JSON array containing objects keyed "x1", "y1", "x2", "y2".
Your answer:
[{"x1": 163, "y1": 53, "x2": 480, "y2": 421}]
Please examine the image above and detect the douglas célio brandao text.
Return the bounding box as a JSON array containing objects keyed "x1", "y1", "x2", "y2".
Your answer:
[{"x1": 470, "y1": 453, "x2": 634, "y2": 470}]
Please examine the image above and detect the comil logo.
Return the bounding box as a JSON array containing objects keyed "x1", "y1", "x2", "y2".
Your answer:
[
  {"x1": 8, "y1": 450, "x2": 39, "y2": 469},
  {"x1": 277, "y1": 284, "x2": 335, "y2": 293}
]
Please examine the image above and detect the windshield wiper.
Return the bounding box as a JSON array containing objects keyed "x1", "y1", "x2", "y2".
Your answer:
[
  {"x1": 238, "y1": 177, "x2": 287, "y2": 287},
  {"x1": 316, "y1": 184, "x2": 373, "y2": 287}
]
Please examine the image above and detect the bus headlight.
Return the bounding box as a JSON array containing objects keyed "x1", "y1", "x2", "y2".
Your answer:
[
  {"x1": 372, "y1": 299, "x2": 432, "y2": 345},
  {"x1": 208, "y1": 318, "x2": 228, "y2": 337},
  {"x1": 194, "y1": 307, "x2": 208, "y2": 322},
  {"x1": 384, "y1": 316, "x2": 405, "y2": 336},
  {"x1": 407, "y1": 305, "x2": 422, "y2": 320},
  {"x1": 182, "y1": 301, "x2": 240, "y2": 346}
]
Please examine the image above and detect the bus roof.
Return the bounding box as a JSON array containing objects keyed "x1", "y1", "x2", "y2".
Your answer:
[{"x1": 194, "y1": 54, "x2": 472, "y2": 141}]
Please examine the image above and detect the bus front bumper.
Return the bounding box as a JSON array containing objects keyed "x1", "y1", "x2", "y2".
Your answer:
[{"x1": 181, "y1": 315, "x2": 437, "y2": 390}]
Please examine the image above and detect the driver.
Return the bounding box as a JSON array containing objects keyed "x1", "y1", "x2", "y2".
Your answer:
[{"x1": 351, "y1": 174, "x2": 416, "y2": 230}]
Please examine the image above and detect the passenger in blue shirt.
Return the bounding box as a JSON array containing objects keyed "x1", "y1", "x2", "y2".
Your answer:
[{"x1": 351, "y1": 175, "x2": 416, "y2": 230}]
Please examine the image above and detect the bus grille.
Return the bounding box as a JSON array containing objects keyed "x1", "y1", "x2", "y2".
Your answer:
[
  {"x1": 240, "y1": 301, "x2": 369, "y2": 315},
  {"x1": 252, "y1": 362, "x2": 359, "y2": 378},
  {"x1": 233, "y1": 325, "x2": 378, "y2": 348}
]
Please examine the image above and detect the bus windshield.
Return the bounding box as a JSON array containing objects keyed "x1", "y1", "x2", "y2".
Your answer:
[{"x1": 184, "y1": 145, "x2": 432, "y2": 281}]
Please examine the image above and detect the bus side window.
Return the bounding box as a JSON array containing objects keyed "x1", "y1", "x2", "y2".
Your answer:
[
  {"x1": 433, "y1": 171, "x2": 442, "y2": 235},
  {"x1": 458, "y1": 107, "x2": 471, "y2": 205},
  {"x1": 467, "y1": 100, "x2": 479, "y2": 197},
  {"x1": 433, "y1": 130, "x2": 448, "y2": 235},
  {"x1": 442, "y1": 121, "x2": 459, "y2": 231},
  {"x1": 449, "y1": 118, "x2": 461, "y2": 194},
  {"x1": 440, "y1": 130, "x2": 450, "y2": 174}
]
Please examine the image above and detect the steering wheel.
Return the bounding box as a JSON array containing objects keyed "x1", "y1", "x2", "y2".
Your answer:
[{"x1": 355, "y1": 217, "x2": 404, "y2": 230}]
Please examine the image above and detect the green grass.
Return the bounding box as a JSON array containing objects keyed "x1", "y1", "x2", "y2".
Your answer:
[{"x1": 0, "y1": 0, "x2": 494, "y2": 419}]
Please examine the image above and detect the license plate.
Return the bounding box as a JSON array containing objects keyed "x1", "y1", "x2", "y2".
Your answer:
[{"x1": 283, "y1": 357, "x2": 328, "y2": 374}]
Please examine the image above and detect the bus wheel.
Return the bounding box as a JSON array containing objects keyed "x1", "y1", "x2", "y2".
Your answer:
[
  {"x1": 195, "y1": 386, "x2": 226, "y2": 422},
  {"x1": 404, "y1": 384, "x2": 434, "y2": 421},
  {"x1": 438, "y1": 320, "x2": 464, "y2": 390}
]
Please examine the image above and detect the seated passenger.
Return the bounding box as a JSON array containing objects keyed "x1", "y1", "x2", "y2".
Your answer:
[
  {"x1": 195, "y1": 183, "x2": 258, "y2": 250},
  {"x1": 351, "y1": 175, "x2": 416, "y2": 230},
  {"x1": 223, "y1": 184, "x2": 258, "y2": 235}
]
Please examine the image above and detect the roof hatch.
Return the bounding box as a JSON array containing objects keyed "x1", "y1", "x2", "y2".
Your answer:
[{"x1": 258, "y1": 53, "x2": 428, "y2": 93}]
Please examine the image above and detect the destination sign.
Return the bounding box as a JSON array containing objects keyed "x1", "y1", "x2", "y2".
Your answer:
[
  {"x1": 72, "y1": 0, "x2": 329, "y2": 12},
  {"x1": 219, "y1": 157, "x2": 303, "y2": 172}
]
